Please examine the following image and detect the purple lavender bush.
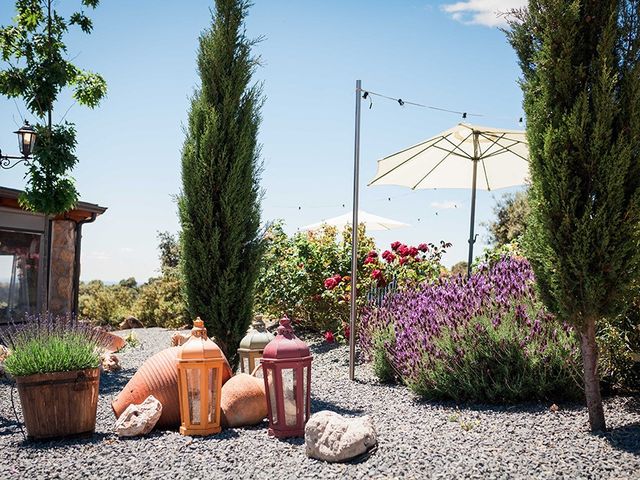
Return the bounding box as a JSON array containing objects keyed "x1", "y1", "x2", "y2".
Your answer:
[{"x1": 359, "y1": 256, "x2": 582, "y2": 402}]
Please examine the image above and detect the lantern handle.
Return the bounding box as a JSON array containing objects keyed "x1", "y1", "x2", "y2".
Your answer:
[{"x1": 250, "y1": 364, "x2": 263, "y2": 377}]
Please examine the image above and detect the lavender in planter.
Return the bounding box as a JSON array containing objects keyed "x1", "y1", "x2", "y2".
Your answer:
[{"x1": 0, "y1": 314, "x2": 101, "y2": 377}]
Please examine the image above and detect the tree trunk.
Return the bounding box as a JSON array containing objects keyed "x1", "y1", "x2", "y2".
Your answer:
[{"x1": 580, "y1": 317, "x2": 606, "y2": 432}]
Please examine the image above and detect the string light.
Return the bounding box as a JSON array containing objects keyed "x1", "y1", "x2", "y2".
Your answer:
[{"x1": 360, "y1": 88, "x2": 524, "y2": 124}]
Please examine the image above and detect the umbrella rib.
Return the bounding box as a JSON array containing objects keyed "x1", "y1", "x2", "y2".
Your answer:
[
  {"x1": 411, "y1": 131, "x2": 475, "y2": 189},
  {"x1": 477, "y1": 132, "x2": 506, "y2": 158},
  {"x1": 369, "y1": 142, "x2": 442, "y2": 185},
  {"x1": 440, "y1": 132, "x2": 474, "y2": 159},
  {"x1": 480, "y1": 158, "x2": 491, "y2": 190},
  {"x1": 378, "y1": 135, "x2": 446, "y2": 160},
  {"x1": 478, "y1": 132, "x2": 528, "y2": 161}
]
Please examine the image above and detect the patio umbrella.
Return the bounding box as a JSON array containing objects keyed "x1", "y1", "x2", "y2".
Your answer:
[
  {"x1": 368, "y1": 123, "x2": 529, "y2": 276},
  {"x1": 300, "y1": 209, "x2": 410, "y2": 232}
]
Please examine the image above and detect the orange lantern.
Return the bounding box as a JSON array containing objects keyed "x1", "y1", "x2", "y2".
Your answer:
[{"x1": 176, "y1": 317, "x2": 223, "y2": 436}]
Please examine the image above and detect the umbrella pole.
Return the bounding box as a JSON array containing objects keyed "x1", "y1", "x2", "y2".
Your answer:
[
  {"x1": 467, "y1": 132, "x2": 480, "y2": 278},
  {"x1": 349, "y1": 79, "x2": 362, "y2": 381}
]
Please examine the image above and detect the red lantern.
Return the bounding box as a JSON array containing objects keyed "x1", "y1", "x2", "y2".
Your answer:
[{"x1": 260, "y1": 318, "x2": 312, "y2": 438}]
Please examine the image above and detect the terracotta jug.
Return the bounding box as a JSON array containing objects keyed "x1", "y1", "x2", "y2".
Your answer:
[{"x1": 112, "y1": 346, "x2": 232, "y2": 429}]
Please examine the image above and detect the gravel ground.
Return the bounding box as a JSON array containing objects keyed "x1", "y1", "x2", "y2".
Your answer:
[{"x1": 1, "y1": 327, "x2": 638, "y2": 480}]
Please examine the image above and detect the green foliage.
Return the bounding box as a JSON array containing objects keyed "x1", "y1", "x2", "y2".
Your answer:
[
  {"x1": 408, "y1": 309, "x2": 582, "y2": 403},
  {"x1": 254, "y1": 221, "x2": 375, "y2": 333},
  {"x1": 124, "y1": 331, "x2": 139, "y2": 348},
  {"x1": 78, "y1": 280, "x2": 137, "y2": 328},
  {"x1": 450, "y1": 261, "x2": 468, "y2": 277},
  {"x1": 507, "y1": 1, "x2": 640, "y2": 430},
  {"x1": 79, "y1": 232, "x2": 188, "y2": 329},
  {"x1": 372, "y1": 326, "x2": 395, "y2": 384},
  {"x1": 0, "y1": 315, "x2": 100, "y2": 376},
  {"x1": 486, "y1": 190, "x2": 530, "y2": 247},
  {"x1": 598, "y1": 283, "x2": 640, "y2": 392},
  {"x1": 131, "y1": 268, "x2": 188, "y2": 329},
  {"x1": 179, "y1": 0, "x2": 264, "y2": 367},
  {"x1": 507, "y1": 1, "x2": 640, "y2": 325},
  {"x1": 0, "y1": 0, "x2": 107, "y2": 214}
]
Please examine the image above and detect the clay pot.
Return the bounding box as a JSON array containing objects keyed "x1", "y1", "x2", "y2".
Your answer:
[
  {"x1": 221, "y1": 373, "x2": 268, "y2": 428},
  {"x1": 95, "y1": 330, "x2": 126, "y2": 353},
  {"x1": 112, "y1": 346, "x2": 232, "y2": 429}
]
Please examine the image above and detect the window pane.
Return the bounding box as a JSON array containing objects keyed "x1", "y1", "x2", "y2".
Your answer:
[
  {"x1": 208, "y1": 368, "x2": 217, "y2": 424},
  {"x1": 186, "y1": 368, "x2": 201, "y2": 425},
  {"x1": 0, "y1": 230, "x2": 41, "y2": 323},
  {"x1": 266, "y1": 368, "x2": 277, "y2": 425},
  {"x1": 283, "y1": 368, "x2": 297, "y2": 427}
]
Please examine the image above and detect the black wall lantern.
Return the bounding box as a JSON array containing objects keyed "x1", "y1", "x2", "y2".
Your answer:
[{"x1": 1, "y1": 121, "x2": 37, "y2": 169}]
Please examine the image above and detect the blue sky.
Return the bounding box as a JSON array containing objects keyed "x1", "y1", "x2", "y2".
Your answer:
[{"x1": 0, "y1": 0, "x2": 528, "y2": 282}]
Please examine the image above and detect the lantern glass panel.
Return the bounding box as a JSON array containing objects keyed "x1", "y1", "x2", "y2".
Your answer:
[
  {"x1": 208, "y1": 368, "x2": 217, "y2": 423},
  {"x1": 282, "y1": 368, "x2": 298, "y2": 427},
  {"x1": 243, "y1": 356, "x2": 249, "y2": 374},
  {"x1": 186, "y1": 368, "x2": 201, "y2": 425},
  {"x1": 266, "y1": 368, "x2": 278, "y2": 424}
]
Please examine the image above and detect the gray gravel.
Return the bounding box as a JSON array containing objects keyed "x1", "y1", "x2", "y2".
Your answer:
[{"x1": 1, "y1": 327, "x2": 638, "y2": 480}]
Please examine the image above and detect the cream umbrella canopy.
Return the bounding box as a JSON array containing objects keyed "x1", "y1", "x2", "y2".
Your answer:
[
  {"x1": 368, "y1": 123, "x2": 529, "y2": 276},
  {"x1": 301, "y1": 209, "x2": 410, "y2": 232}
]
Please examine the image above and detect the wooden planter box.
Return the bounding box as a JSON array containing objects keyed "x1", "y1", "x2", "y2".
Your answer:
[{"x1": 15, "y1": 368, "x2": 100, "y2": 440}]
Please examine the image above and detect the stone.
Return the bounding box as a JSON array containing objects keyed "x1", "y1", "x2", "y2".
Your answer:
[
  {"x1": 0, "y1": 345, "x2": 9, "y2": 378},
  {"x1": 305, "y1": 411, "x2": 377, "y2": 463},
  {"x1": 101, "y1": 352, "x2": 121, "y2": 372},
  {"x1": 170, "y1": 333, "x2": 189, "y2": 347},
  {"x1": 119, "y1": 316, "x2": 144, "y2": 330},
  {"x1": 115, "y1": 395, "x2": 163, "y2": 437},
  {"x1": 220, "y1": 373, "x2": 268, "y2": 428}
]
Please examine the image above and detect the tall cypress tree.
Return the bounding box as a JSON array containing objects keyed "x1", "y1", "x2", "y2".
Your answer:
[
  {"x1": 179, "y1": 0, "x2": 263, "y2": 367},
  {"x1": 508, "y1": 1, "x2": 640, "y2": 431}
]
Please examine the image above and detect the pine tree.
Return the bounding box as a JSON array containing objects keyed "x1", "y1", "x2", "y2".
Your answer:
[
  {"x1": 179, "y1": 0, "x2": 263, "y2": 367},
  {"x1": 507, "y1": 1, "x2": 640, "y2": 431}
]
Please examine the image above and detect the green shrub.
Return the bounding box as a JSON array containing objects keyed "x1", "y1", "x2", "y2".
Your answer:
[
  {"x1": 78, "y1": 280, "x2": 137, "y2": 328},
  {"x1": 372, "y1": 326, "x2": 395, "y2": 384},
  {"x1": 598, "y1": 284, "x2": 640, "y2": 393},
  {"x1": 254, "y1": 221, "x2": 375, "y2": 333},
  {"x1": 1, "y1": 315, "x2": 101, "y2": 377},
  {"x1": 132, "y1": 269, "x2": 187, "y2": 329}
]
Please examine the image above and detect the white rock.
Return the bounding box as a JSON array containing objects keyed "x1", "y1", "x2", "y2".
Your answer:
[
  {"x1": 115, "y1": 395, "x2": 163, "y2": 437},
  {"x1": 305, "y1": 410, "x2": 377, "y2": 462},
  {"x1": 101, "y1": 352, "x2": 121, "y2": 372}
]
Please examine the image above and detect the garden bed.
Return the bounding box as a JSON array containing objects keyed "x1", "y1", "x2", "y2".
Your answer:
[{"x1": 1, "y1": 328, "x2": 638, "y2": 479}]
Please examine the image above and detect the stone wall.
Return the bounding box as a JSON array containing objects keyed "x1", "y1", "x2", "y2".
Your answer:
[{"x1": 48, "y1": 220, "x2": 76, "y2": 315}]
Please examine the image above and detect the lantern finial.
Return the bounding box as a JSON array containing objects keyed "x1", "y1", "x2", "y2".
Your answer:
[
  {"x1": 276, "y1": 317, "x2": 294, "y2": 338},
  {"x1": 191, "y1": 317, "x2": 207, "y2": 338}
]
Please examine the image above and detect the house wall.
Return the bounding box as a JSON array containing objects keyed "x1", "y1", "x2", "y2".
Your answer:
[{"x1": 48, "y1": 220, "x2": 76, "y2": 315}]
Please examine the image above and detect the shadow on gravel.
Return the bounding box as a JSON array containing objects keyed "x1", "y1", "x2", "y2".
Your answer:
[
  {"x1": 0, "y1": 414, "x2": 21, "y2": 436},
  {"x1": 15, "y1": 431, "x2": 113, "y2": 449},
  {"x1": 602, "y1": 424, "x2": 640, "y2": 456},
  {"x1": 311, "y1": 397, "x2": 364, "y2": 416},
  {"x1": 99, "y1": 368, "x2": 136, "y2": 395},
  {"x1": 622, "y1": 396, "x2": 640, "y2": 414},
  {"x1": 309, "y1": 342, "x2": 341, "y2": 355}
]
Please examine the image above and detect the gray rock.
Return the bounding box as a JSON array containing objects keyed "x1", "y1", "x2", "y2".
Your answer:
[
  {"x1": 305, "y1": 410, "x2": 377, "y2": 462},
  {"x1": 115, "y1": 395, "x2": 162, "y2": 437}
]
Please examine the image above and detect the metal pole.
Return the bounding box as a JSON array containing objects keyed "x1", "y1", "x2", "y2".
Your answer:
[
  {"x1": 467, "y1": 131, "x2": 479, "y2": 278},
  {"x1": 349, "y1": 80, "x2": 362, "y2": 381}
]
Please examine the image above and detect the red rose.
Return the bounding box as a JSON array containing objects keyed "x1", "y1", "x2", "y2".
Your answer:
[
  {"x1": 382, "y1": 250, "x2": 396, "y2": 263},
  {"x1": 418, "y1": 243, "x2": 429, "y2": 252},
  {"x1": 367, "y1": 250, "x2": 378, "y2": 258},
  {"x1": 324, "y1": 330, "x2": 335, "y2": 343},
  {"x1": 324, "y1": 277, "x2": 338, "y2": 290},
  {"x1": 371, "y1": 269, "x2": 383, "y2": 280},
  {"x1": 343, "y1": 323, "x2": 351, "y2": 340},
  {"x1": 333, "y1": 274, "x2": 342, "y2": 283},
  {"x1": 399, "y1": 257, "x2": 408, "y2": 265},
  {"x1": 408, "y1": 246, "x2": 419, "y2": 257},
  {"x1": 364, "y1": 256, "x2": 376, "y2": 265},
  {"x1": 398, "y1": 245, "x2": 410, "y2": 257},
  {"x1": 391, "y1": 241, "x2": 402, "y2": 251}
]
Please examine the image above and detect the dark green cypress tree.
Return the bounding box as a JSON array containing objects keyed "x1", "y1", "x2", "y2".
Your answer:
[
  {"x1": 508, "y1": 1, "x2": 640, "y2": 431},
  {"x1": 179, "y1": 0, "x2": 263, "y2": 368}
]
